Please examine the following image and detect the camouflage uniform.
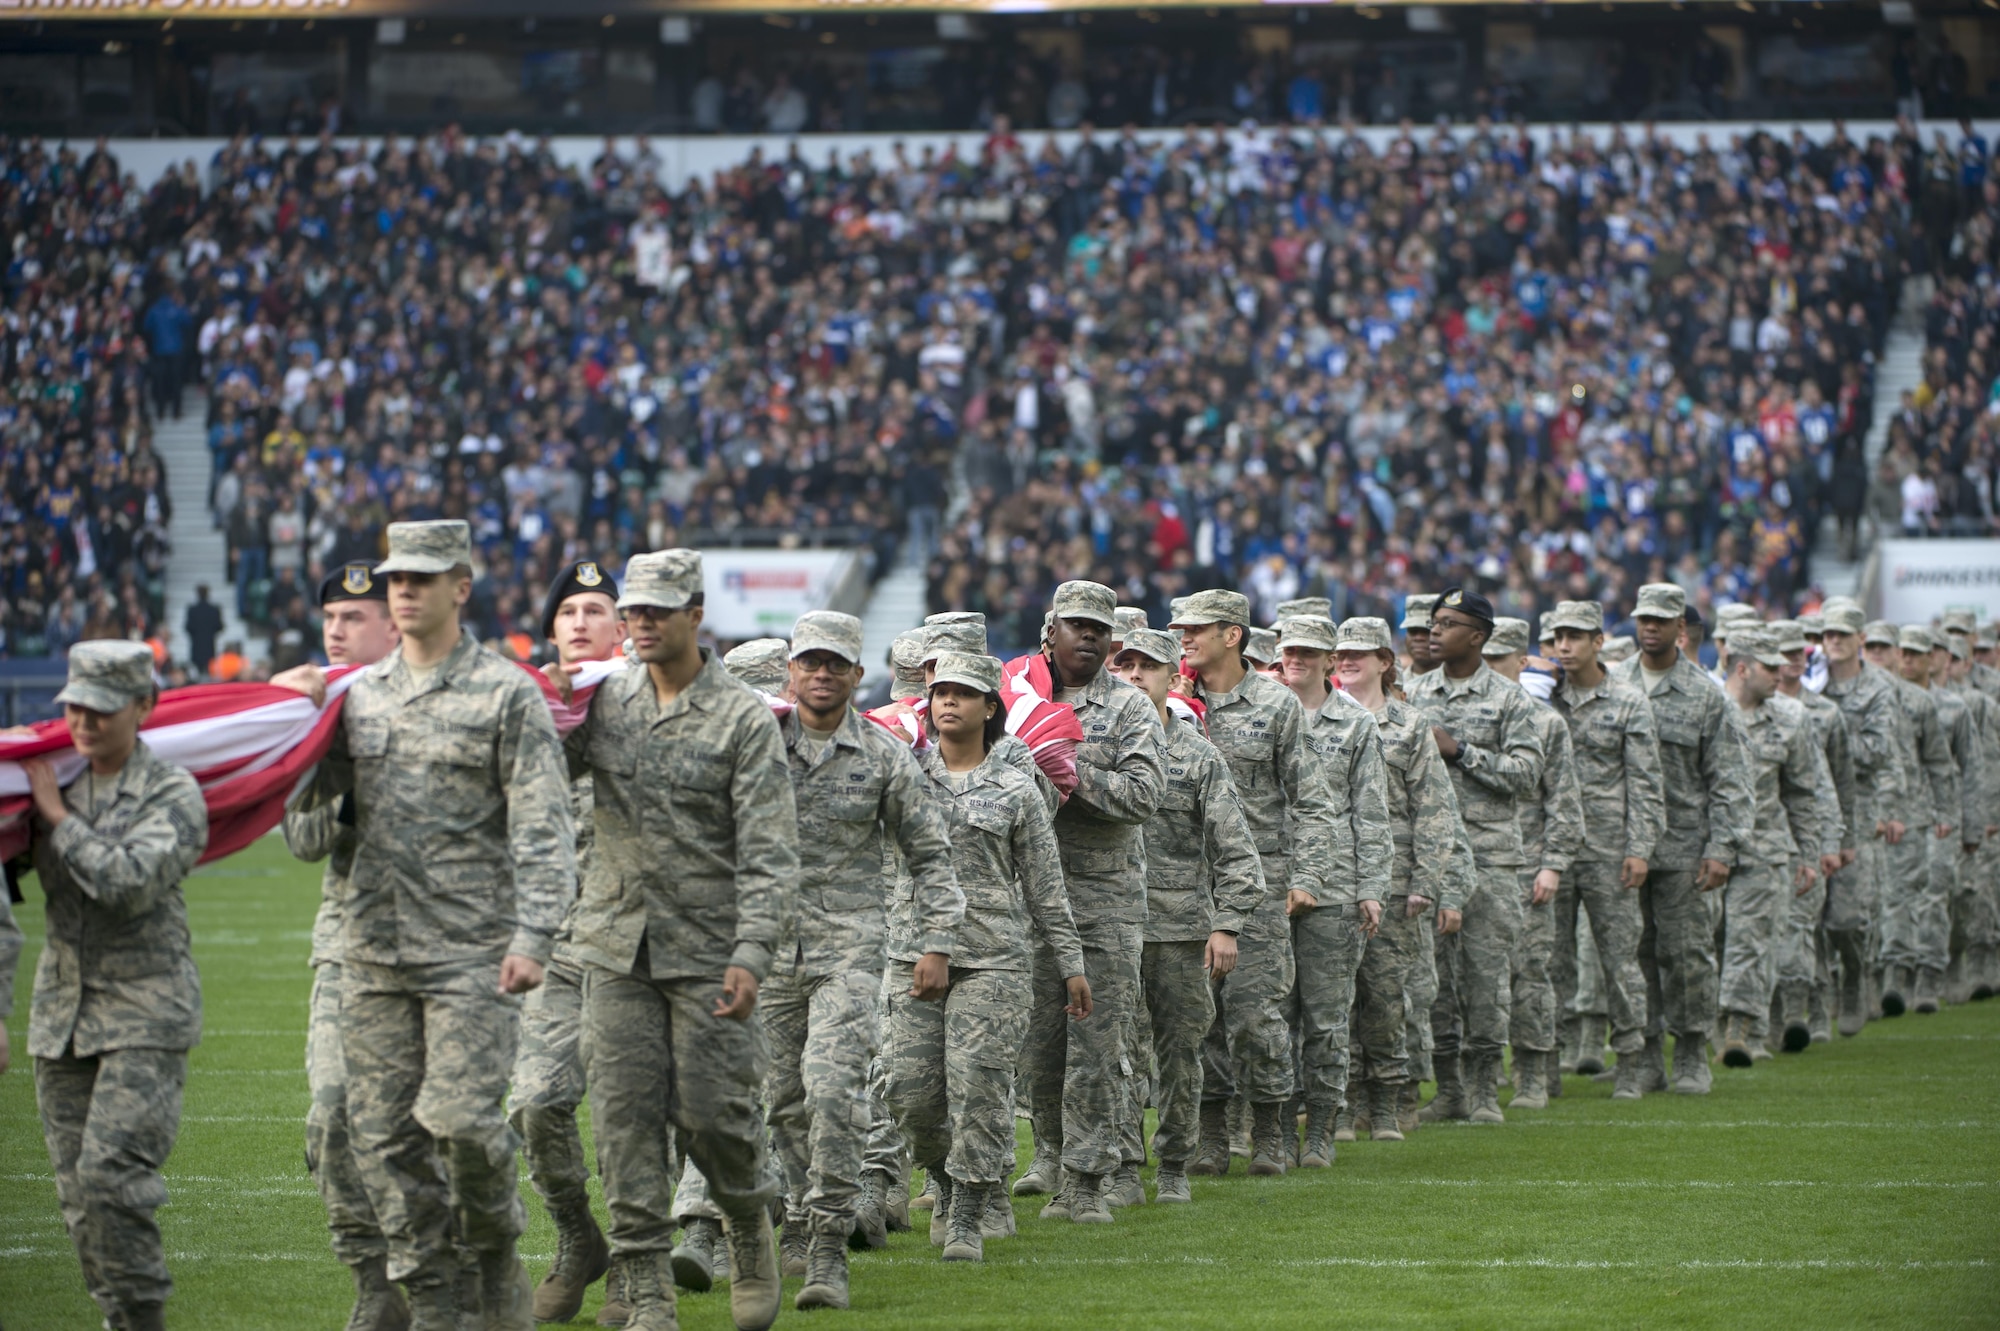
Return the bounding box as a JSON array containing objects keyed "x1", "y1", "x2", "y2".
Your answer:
[
  {"x1": 1777, "y1": 621, "x2": 1857, "y2": 1038},
  {"x1": 1546, "y1": 619, "x2": 1667, "y2": 1062},
  {"x1": 1871, "y1": 628, "x2": 1958, "y2": 997},
  {"x1": 1024, "y1": 585, "x2": 1165, "y2": 1186},
  {"x1": 1917, "y1": 630, "x2": 1984, "y2": 1000},
  {"x1": 1508, "y1": 673, "x2": 1585, "y2": 1063},
  {"x1": 27, "y1": 716, "x2": 208, "y2": 1327},
  {"x1": 1942, "y1": 640, "x2": 2000, "y2": 996}
]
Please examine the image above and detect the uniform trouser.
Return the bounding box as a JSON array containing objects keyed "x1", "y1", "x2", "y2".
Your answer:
[
  {"x1": 1568, "y1": 922, "x2": 1608, "y2": 1019},
  {"x1": 37, "y1": 1045, "x2": 186, "y2": 1316},
  {"x1": 1202, "y1": 891, "x2": 1296, "y2": 1107},
  {"x1": 1952, "y1": 844, "x2": 1997, "y2": 968},
  {"x1": 1882, "y1": 836, "x2": 1956, "y2": 973},
  {"x1": 1288, "y1": 903, "x2": 1369, "y2": 1111},
  {"x1": 341, "y1": 959, "x2": 524, "y2": 1285},
  {"x1": 307, "y1": 963, "x2": 388, "y2": 1266},
  {"x1": 586, "y1": 965, "x2": 774, "y2": 1257},
  {"x1": 1638, "y1": 867, "x2": 1717, "y2": 1041},
  {"x1": 509, "y1": 960, "x2": 590, "y2": 1213},
  {"x1": 1776, "y1": 875, "x2": 1829, "y2": 1008},
  {"x1": 1137, "y1": 939, "x2": 1213, "y2": 1166},
  {"x1": 1431, "y1": 870, "x2": 1523, "y2": 1061},
  {"x1": 882, "y1": 962, "x2": 1032, "y2": 1185},
  {"x1": 1974, "y1": 839, "x2": 2000, "y2": 948},
  {"x1": 763, "y1": 969, "x2": 881, "y2": 1237},
  {"x1": 1550, "y1": 862, "x2": 1648, "y2": 1056},
  {"x1": 1718, "y1": 864, "x2": 1787, "y2": 1019},
  {"x1": 1025, "y1": 919, "x2": 1142, "y2": 1178},
  {"x1": 863, "y1": 1054, "x2": 906, "y2": 1181},
  {"x1": 1511, "y1": 876, "x2": 1557, "y2": 1053},
  {"x1": 1876, "y1": 832, "x2": 1933, "y2": 971},
  {"x1": 1353, "y1": 900, "x2": 1424, "y2": 1083},
  {"x1": 1404, "y1": 921, "x2": 1439, "y2": 1083}
]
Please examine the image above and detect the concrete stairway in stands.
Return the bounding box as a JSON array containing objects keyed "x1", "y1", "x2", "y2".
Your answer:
[{"x1": 156, "y1": 388, "x2": 248, "y2": 669}]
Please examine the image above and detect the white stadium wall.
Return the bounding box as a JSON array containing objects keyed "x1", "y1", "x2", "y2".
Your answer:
[{"x1": 1876, "y1": 540, "x2": 2000, "y2": 627}]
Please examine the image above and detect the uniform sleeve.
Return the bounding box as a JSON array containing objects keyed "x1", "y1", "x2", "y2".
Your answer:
[
  {"x1": 1844, "y1": 676, "x2": 1904, "y2": 792},
  {"x1": 1778, "y1": 716, "x2": 1824, "y2": 866},
  {"x1": 1701, "y1": 696, "x2": 1757, "y2": 866},
  {"x1": 0, "y1": 887, "x2": 21, "y2": 1021},
  {"x1": 1348, "y1": 721, "x2": 1393, "y2": 905},
  {"x1": 1951, "y1": 703, "x2": 1983, "y2": 843},
  {"x1": 1015, "y1": 790, "x2": 1085, "y2": 979},
  {"x1": 726, "y1": 706, "x2": 801, "y2": 980},
  {"x1": 1405, "y1": 722, "x2": 1465, "y2": 903},
  {"x1": 498, "y1": 679, "x2": 579, "y2": 964},
  {"x1": 1065, "y1": 694, "x2": 1166, "y2": 826},
  {"x1": 1823, "y1": 708, "x2": 1858, "y2": 852},
  {"x1": 883, "y1": 742, "x2": 963, "y2": 958},
  {"x1": 294, "y1": 711, "x2": 355, "y2": 812},
  {"x1": 1915, "y1": 694, "x2": 1959, "y2": 833},
  {"x1": 1275, "y1": 695, "x2": 1339, "y2": 900},
  {"x1": 1199, "y1": 753, "x2": 1267, "y2": 935},
  {"x1": 1539, "y1": 720, "x2": 1585, "y2": 875},
  {"x1": 1453, "y1": 686, "x2": 1544, "y2": 798},
  {"x1": 1621, "y1": 696, "x2": 1667, "y2": 864},
  {"x1": 1438, "y1": 802, "x2": 1476, "y2": 914},
  {"x1": 1808, "y1": 735, "x2": 1843, "y2": 859},
  {"x1": 49, "y1": 766, "x2": 207, "y2": 920},
  {"x1": 282, "y1": 801, "x2": 342, "y2": 864}
]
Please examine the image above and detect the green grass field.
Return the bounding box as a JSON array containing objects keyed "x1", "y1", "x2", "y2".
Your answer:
[{"x1": 3, "y1": 838, "x2": 1997, "y2": 1329}]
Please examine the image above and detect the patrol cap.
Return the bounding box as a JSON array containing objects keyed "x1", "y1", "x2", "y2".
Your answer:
[
  {"x1": 56, "y1": 639, "x2": 156, "y2": 713},
  {"x1": 890, "y1": 629, "x2": 928, "y2": 692},
  {"x1": 1170, "y1": 588, "x2": 1253, "y2": 628},
  {"x1": 1633, "y1": 583, "x2": 1686, "y2": 620},
  {"x1": 1732, "y1": 625, "x2": 1786, "y2": 668},
  {"x1": 1544, "y1": 600, "x2": 1604, "y2": 633},
  {"x1": 1169, "y1": 597, "x2": 1190, "y2": 622},
  {"x1": 1946, "y1": 634, "x2": 1970, "y2": 661},
  {"x1": 791, "y1": 610, "x2": 864, "y2": 665},
  {"x1": 541, "y1": 559, "x2": 620, "y2": 638},
  {"x1": 1897, "y1": 625, "x2": 1935, "y2": 654},
  {"x1": 1435, "y1": 586, "x2": 1494, "y2": 626},
  {"x1": 1277, "y1": 615, "x2": 1339, "y2": 653},
  {"x1": 1862, "y1": 620, "x2": 1900, "y2": 648},
  {"x1": 1275, "y1": 597, "x2": 1333, "y2": 624},
  {"x1": 1401, "y1": 593, "x2": 1438, "y2": 631},
  {"x1": 1245, "y1": 628, "x2": 1279, "y2": 666},
  {"x1": 1116, "y1": 627, "x2": 1181, "y2": 666},
  {"x1": 1484, "y1": 617, "x2": 1531, "y2": 657},
  {"x1": 1771, "y1": 619, "x2": 1808, "y2": 654},
  {"x1": 923, "y1": 614, "x2": 987, "y2": 664},
  {"x1": 1112, "y1": 606, "x2": 1150, "y2": 639},
  {"x1": 1980, "y1": 623, "x2": 1998, "y2": 648},
  {"x1": 931, "y1": 650, "x2": 1002, "y2": 695},
  {"x1": 1539, "y1": 620, "x2": 1556, "y2": 646},
  {"x1": 1941, "y1": 609, "x2": 1976, "y2": 635},
  {"x1": 1821, "y1": 600, "x2": 1865, "y2": 635},
  {"x1": 374, "y1": 519, "x2": 472, "y2": 575},
  {"x1": 1712, "y1": 604, "x2": 1760, "y2": 642},
  {"x1": 320, "y1": 561, "x2": 388, "y2": 607},
  {"x1": 1051, "y1": 580, "x2": 1118, "y2": 628},
  {"x1": 618, "y1": 549, "x2": 703, "y2": 612},
  {"x1": 1601, "y1": 635, "x2": 1636, "y2": 664},
  {"x1": 723, "y1": 638, "x2": 791, "y2": 692},
  {"x1": 1335, "y1": 617, "x2": 1392, "y2": 652},
  {"x1": 1799, "y1": 611, "x2": 1826, "y2": 638}
]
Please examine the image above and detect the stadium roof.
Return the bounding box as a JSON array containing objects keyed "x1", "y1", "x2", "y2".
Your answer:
[{"x1": 0, "y1": 0, "x2": 1819, "y2": 16}]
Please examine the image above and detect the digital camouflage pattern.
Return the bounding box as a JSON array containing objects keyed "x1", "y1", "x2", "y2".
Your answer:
[
  {"x1": 1143, "y1": 716, "x2": 1266, "y2": 944},
  {"x1": 1510, "y1": 699, "x2": 1584, "y2": 1054},
  {"x1": 1818, "y1": 661, "x2": 1908, "y2": 937},
  {"x1": 1404, "y1": 662, "x2": 1546, "y2": 870},
  {"x1": 1720, "y1": 694, "x2": 1827, "y2": 1019},
  {"x1": 1610, "y1": 653, "x2": 1755, "y2": 868},
  {"x1": 1372, "y1": 696, "x2": 1472, "y2": 907}
]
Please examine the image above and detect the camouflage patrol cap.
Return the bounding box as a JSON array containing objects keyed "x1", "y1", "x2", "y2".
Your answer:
[
  {"x1": 1946, "y1": 633, "x2": 1969, "y2": 660},
  {"x1": 1711, "y1": 604, "x2": 1760, "y2": 642},
  {"x1": 1112, "y1": 607, "x2": 1150, "y2": 639},
  {"x1": 1897, "y1": 625, "x2": 1936, "y2": 654},
  {"x1": 1732, "y1": 625, "x2": 1786, "y2": 668},
  {"x1": 791, "y1": 610, "x2": 864, "y2": 665},
  {"x1": 931, "y1": 650, "x2": 1002, "y2": 696},
  {"x1": 723, "y1": 638, "x2": 791, "y2": 692},
  {"x1": 1051, "y1": 580, "x2": 1118, "y2": 627},
  {"x1": 1544, "y1": 600, "x2": 1605, "y2": 633},
  {"x1": 1980, "y1": 623, "x2": 1998, "y2": 648},
  {"x1": 1275, "y1": 597, "x2": 1333, "y2": 624},
  {"x1": 923, "y1": 613, "x2": 987, "y2": 664},
  {"x1": 1245, "y1": 628, "x2": 1279, "y2": 665},
  {"x1": 1601, "y1": 635, "x2": 1636, "y2": 664},
  {"x1": 1820, "y1": 599, "x2": 1865, "y2": 635},
  {"x1": 1277, "y1": 615, "x2": 1339, "y2": 653},
  {"x1": 1484, "y1": 617, "x2": 1530, "y2": 657},
  {"x1": 1401, "y1": 594, "x2": 1438, "y2": 631},
  {"x1": 890, "y1": 629, "x2": 928, "y2": 692},
  {"x1": 1798, "y1": 611, "x2": 1826, "y2": 638},
  {"x1": 1862, "y1": 620, "x2": 1899, "y2": 648},
  {"x1": 1771, "y1": 619, "x2": 1808, "y2": 654},
  {"x1": 1169, "y1": 597, "x2": 1190, "y2": 622},
  {"x1": 1116, "y1": 627, "x2": 1181, "y2": 666},
  {"x1": 1941, "y1": 609, "x2": 1977, "y2": 635},
  {"x1": 1169, "y1": 588, "x2": 1252, "y2": 628},
  {"x1": 618, "y1": 549, "x2": 703, "y2": 612},
  {"x1": 56, "y1": 639, "x2": 156, "y2": 713},
  {"x1": 1334, "y1": 617, "x2": 1392, "y2": 653},
  {"x1": 1633, "y1": 583, "x2": 1686, "y2": 620},
  {"x1": 1538, "y1": 620, "x2": 1556, "y2": 646},
  {"x1": 374, "y1": 519, "x2": 472, "y2": 575}
]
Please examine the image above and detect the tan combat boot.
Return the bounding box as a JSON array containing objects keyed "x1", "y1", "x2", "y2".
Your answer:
[{"x1": 722, "y1": 1207, "x2": 782, "y2": 1331}]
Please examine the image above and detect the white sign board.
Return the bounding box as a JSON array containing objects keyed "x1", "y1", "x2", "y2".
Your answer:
[
  {"x1": 1875, "y1": 539, "x2": 2000, "y2": 625},
  {"x1": 702, "y1": 549, "x2": 858, "y2": 641}
]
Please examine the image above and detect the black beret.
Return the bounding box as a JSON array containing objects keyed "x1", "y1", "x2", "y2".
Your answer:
[
  {"x1": 319, "y1": 561, "x2": 388, "y2": 606},
  {"x1": 542, "y1": 560, "x2": 620, "y2": 639},
  {"x1": 1683, "y1": 605, "x2": 1706, "y2": 629},
  {"x1": 1436, "y1": 586, "x2": 1494, "y2": 626}
]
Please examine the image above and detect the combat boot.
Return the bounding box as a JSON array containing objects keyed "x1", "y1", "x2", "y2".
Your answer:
[
  {"x1": 1351, "y1": 1082, "x2": 1373, "y2": 1139},
  {"x1": 1557, "y1": 1014, "x2": 1582, "y2": 1075},
  {"x1": 595, "y1": 1257, "x2": 631, "y2": 1327},
  {"x1": 1331, "y1": 1099, "x2": 1356, "y2": 1144},
  {"x1": 1067, "y1": 1172, "x2": 1114, "y2": 1223},
  {"x1": 941, "y1": 1182, "x2": 987, "y2": 1262},
  {"x1": 1946, "y1": 954, "x2": 1973, "y2": 1006},
  {"x1": 478, "y1": 1247, "x2": 534, "y2": 1331},
  {"x1": 981, "y1": 1185, "x2": 1018, "y2": 1236},
  {"x1": 794, "y1": 1232, "x2": 850, "y2": 1311},
  {"x1": 1187, "y1": 1100, "x2": 1231, "y2": 1176},
  {"x1": 1669, "y1": 1032, "x2": 1712, "y2": 1094},
  {"x1": 1720, "y1": 1013, "x2": 1753, "y2": 1068},
  {"x1": 1248, "y1": 1101, "x2": 1290, "y2": 1176},
  {"x1": 1467, "y1": 1054, "x2": 1505, "y2": 1124},
  {"x1": 1229, "y1": 1095, "x2": 1253, "y2": 1159},
  {"x1": 1913, "y1": 966, "x2": 1943, "y2": 1014},
  {"x1": 119, "y1": 1304, "x2": 167, "y2": 1331},
  {"x1": 1575, "y1": 1015, "x2": 1609, "y2": 1076},
  {"x1": 670, "y1": 1218, "x2": 722, "y2": 1294},
  {"x1": 1154, "y1": 1164, "x2": 1192, "y2": 1203},
  {"x1": 622, "y1": 1252, "x2": 680, "y2": 1331},
  {"x1": 780, "y1": 1215, "x2": 809, "y2": 1279},
  {"x1": 1638, "y1": 1035, "x2": 1669, "y2": 1092},
  {"x1": 722, "y1": 1207, "x2": 782, "y2": 1331},
  {"x1": 929, "y1": 1171, "x2": 957, "y2": 1241},
  {"x1": 342, "y1": 1255, "x2": 409, "y2": 1331},
  {"x1": 1396, "y1": 1080, "x2": 1421, "y2": 1134},
  {"x1": 1834, "y1": 937, "x2": 1868, "y2": 1035},
  {"x1": 1882, "y1": 964, "x2": 1909, "y2": 1017},
  {"x1": 1419, "y1": 1053, "x2": 1468, "y2": 1122},
  {"x1": 1546, "y1": 1050, "x2": 1563, "y2": 1099},
  {"x1": 1103, "y1": 1163, "x2": 1146, "y2": 1208},
  {"x1": 1777, "y1": 981, "x2": 1813, "y2": 1052},
  {"x1": 535, "y1": 1201, "x2": 610, "y2": 1323},
  {"x1": 1509, "y1": 1050, "x2": 1548, "y2": 1110},
  {"x1": 405, "y1": 1276, "x2": 461, "y2": 1331},
  {"x1": 1610, "y1": 1052, "x2": 1646, "y2": 1101},
  {"x1": 850, "y1": 1169, "x2": 888, "y2": 1251},
  {"x1": 1012, "y1": 1144, "x2": 1060, "y2": 1196},
  {"x1": 1369, "y1": 1080, "x2": 1405, "y2": 1142},
  {"x1": 911, "y1": 1171, "x2": 938, "y2": 1212},
  {"x1": 1299, "y1": 1103, "x2": 1337, "y2": 1168},
  {"x1": 884, "y1": 1171, "x2": 911, "y2": 1232},
  {"x1": 1969, "y1": 943, "x2": 1998, "y2": 1000}
]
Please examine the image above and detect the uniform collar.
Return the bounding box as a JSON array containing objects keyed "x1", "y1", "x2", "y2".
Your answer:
[{"x1": 374, "y1": 627, "x2": 480, "y2": 701}]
